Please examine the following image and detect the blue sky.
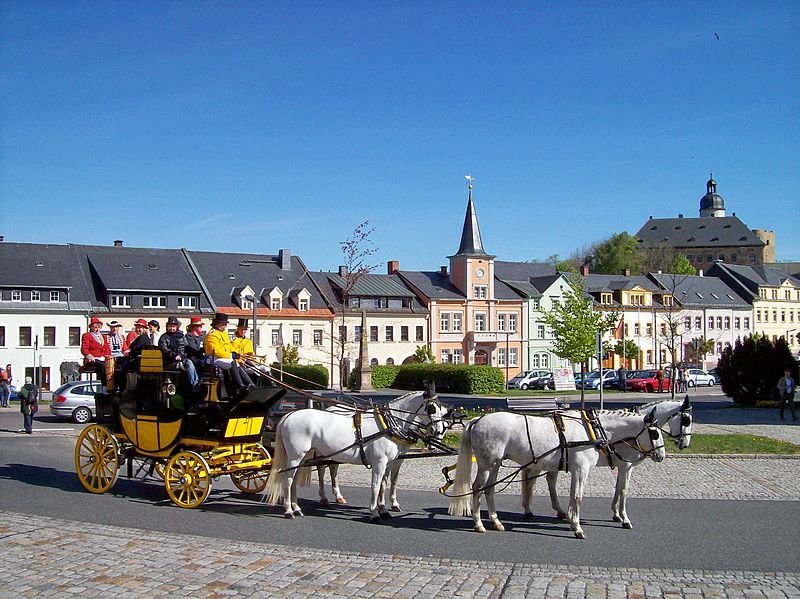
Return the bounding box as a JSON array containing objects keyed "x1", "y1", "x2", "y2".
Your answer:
[{"x1": 2, "y1": 1, "x2": 798, "y2": 271}]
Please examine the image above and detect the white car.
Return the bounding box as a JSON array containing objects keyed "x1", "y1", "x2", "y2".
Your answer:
[
  {"x1": 685, "y1": 368, "x2": 715, "y2": 387},
  {"x1": 507, "y1": 369, "x2": 552, "y2": 390}
]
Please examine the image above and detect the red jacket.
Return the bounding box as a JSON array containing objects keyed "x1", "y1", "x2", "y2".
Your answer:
[
  {"x1": 81, "y1": 332, "x2": 110, "y2": 363},
  {"x1": 125, "y1": 330, "x2": 140, "y2": 348}
]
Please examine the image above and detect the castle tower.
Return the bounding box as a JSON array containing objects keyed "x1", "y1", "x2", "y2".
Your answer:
[{"x1": 699, "y1": 174, "x2": 726, "y2": 217}]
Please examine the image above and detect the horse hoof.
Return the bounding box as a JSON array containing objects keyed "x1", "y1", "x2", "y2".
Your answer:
[
  {"x1": 336, "y1": 497, "x2": 347, "y2": 505},
  {"x1": 284, "y1": 512, "x2": 295, "y2": 519},
  {"x1": 523, "y1": 513, "x2": 534, "y2": 521},
  {"x1": 622, "y1": 521, "x2": 633, "y2": 530},
  {"x1": 391, "y1": 505, "x2": 402, "y2": 512},
  {"x1": 612, "y1": 515, "x2": 622, "y2": 523},
  {"x1": 494, "y1": 523, "x2": 505, "y2": 531},
  {"x1": 293, "y1": 509, "x2": 304, "y2": 517},
  {"x1": 380, "y1": 511, "x2": 392, "y2": 520},
  {"x1": 319, "y1": 498, "x2": 329, "y2": 507},
  {"x1": 557, "y1": 512, "x2": 568, "y2": 521},
  {"x1": 474, "y1": 525, "x2": 486, "y2": 533},
  {"x1": 575, "y1": 531, "x2": 586, "y2": 540}
]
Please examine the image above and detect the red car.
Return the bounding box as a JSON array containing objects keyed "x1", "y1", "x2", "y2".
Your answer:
[{"x1": 626, "y1": 370, "x2": 672, "y2": 393}]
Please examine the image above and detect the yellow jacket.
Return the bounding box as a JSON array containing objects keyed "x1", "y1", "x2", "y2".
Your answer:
[
  {"x1": 204, "y1": 328, "x2": 233, "y2": 359},
  {"x1": 231, "y1": 336, "x2": 254, "y2": 357}
]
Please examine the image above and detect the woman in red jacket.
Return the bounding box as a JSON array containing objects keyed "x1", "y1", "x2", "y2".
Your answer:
[{"x1": 81, "y1": 316, "x2": 110, "y2": 382}]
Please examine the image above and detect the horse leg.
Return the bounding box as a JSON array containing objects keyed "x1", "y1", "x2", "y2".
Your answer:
[
  {"x1": 547, "y1": 471, "x2": 568, "y2": 520},
  {"x1": 568, "y1": 465, "x2": 590, "y2": 539},
  {"x1": 471, "y1": 464, "x2": 490, "y2": 533},
  {"x1": 388, "y1": 460, "x2": 402, "y2": 511},
  {"x1": 485, "y1": 462, "x2": 505, "y2": 532},
  {"x1": 330, "y1": 464, "x2": 346, "y2": 504},
  {"x1": 613, "y1": 463, "x2": 634, "y2": 529},
  {"x1": 521, "y1": 466, "x2": 535, "y2": 520},
  {"x1": 317, "y1": 465, "x2": 329, "y2": 506},
  {"x1": 369, "y1": 461, "x2": 390, "y2": 522},
  {"x1": 289, "y1": 470, "x2": 304, "y2": 517}
]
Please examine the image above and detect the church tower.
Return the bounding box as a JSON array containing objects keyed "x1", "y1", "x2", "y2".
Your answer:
[
  {"x1": 699, "y1": 174, "x2": 726, "y2": 217},
  {"x1": 448, "y1": 176, "x2": 495, "y2": 298}
]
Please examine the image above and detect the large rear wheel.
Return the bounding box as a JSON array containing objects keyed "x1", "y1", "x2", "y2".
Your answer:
[
  {"x1": 165, "y1": 451, "x2": 211, "y2": 508},
  {"x1": 230, "y1": 445, "x2": 272, "y2": 494},
  {"x1": 75, "y1": 424, "x2": 119, "y2": 494}
]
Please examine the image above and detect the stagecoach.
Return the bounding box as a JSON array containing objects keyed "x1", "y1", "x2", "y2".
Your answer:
[{"x1": 74, "y1": 349, "x2": 286, "y2": 508}]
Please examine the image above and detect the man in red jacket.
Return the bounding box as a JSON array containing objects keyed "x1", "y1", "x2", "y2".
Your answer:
[
  {"x1": 81, "y1": 316, "x2": 110, "y2": 382},
  {"x1": 126, "y1": 319, "x2": 148, "y2": 349}
]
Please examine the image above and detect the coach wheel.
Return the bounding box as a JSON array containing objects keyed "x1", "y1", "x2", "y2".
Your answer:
[
  {"x1": 230, "y1": 445, "x2": 272, "y2": 494},
  {"x1": 75, "y1": 424, "x2": 119, "y2": 494},
  {"x1": 165, "y1": 451, "x2": 211, "y2": 509}
]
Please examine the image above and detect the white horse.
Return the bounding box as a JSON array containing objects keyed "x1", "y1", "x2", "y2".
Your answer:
[
  {"x1": 448, "y1": 408, "x2": 665, "y2": 538},
  {"x1": 318, "y1": 456, "x2": 405, "y2": 512},
  {"x1": 524, "y1": 397, "x2": 692, "y2": 529},
  {"x1": 265, "y1": 391, "x2": 447, "y2": 521}
]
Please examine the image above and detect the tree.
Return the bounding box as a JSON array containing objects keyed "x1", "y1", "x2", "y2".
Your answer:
[
  {"x1": 280, "y1": 344, "x2": 299, "y2": 366},
  {"x1": 541, "y1": 276, "x2": 619, "y2": 408},
  {"x1": 614, "y1": 339, "x2": 640, "y2": 367},
  {"x1": 413, "y1": 345, "x2": 435, "y2": 363},
  {"x1": 651, "y1": 272, "x2": 692, "y2": 399},
  {"x1": 671, "y1": 255, "x2": 696, "y2": 276},
  {"x1": 685, "y1": 336, "x2": 715, "y2": 365},
  {"x1": 585, "y1": 232, "x2": 642, "y2": 275},
  {"x1": 717, "y1": 335, "x2": 798, "y2": 406}
]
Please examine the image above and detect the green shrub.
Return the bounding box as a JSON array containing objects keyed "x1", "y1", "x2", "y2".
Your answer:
[
  {"x1": 717, "y1": 336, "x2": 797, "y2": 407},
  {"x1": 271, "y1": 363, "x2": 329, "y2": 390},
  {"x1": 347, "y1": 363, "x2": 505, "y2": 394}
]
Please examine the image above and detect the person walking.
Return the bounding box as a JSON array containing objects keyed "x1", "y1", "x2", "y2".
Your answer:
[
  {"x1": 617, "y1": 365, "x2": 627, "y2": 392},
  {"x1": 656, "y1": 369, "x2": 665, "y2": 393},
  {"x1": 0, "y1": 363, "x2": 11, "y2": 407},
  {"x1": 777, "y1": 369, "x2": 797, "y2": 421},
  {"x1": 19, "y1": 376, "x2": 38, "y2": 434}
]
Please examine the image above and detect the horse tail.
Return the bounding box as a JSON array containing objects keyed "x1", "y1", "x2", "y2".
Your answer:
[
  {"x1": 448, "y1": 420, "x2": 475, "y2": 517},
  {"x1": 296, "y1": 450, "x2": 315, "y2": 487},
  {"x1": 264, "y1": 425, "x2": 287, "y2": 505}
]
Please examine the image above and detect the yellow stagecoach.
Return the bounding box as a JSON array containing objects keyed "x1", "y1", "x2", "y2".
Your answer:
[{"x1": 74, "y1": 349, "x2": 286, "y2": 508}]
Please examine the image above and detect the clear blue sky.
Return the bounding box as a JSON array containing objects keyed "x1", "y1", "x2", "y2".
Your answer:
[{"x1": 2, "y1": 1, "x2": 798, "y2": 271}]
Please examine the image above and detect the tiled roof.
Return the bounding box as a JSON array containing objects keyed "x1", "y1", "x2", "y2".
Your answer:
[
  {"x1": 397, "y1": 271, "x2": 464, "y2": 300},
  {"x1": 648, "y1": 273, "x2": 751, "y2": 308},
  {"x1": 635, "y1": 215, "x2": 764, "y2": 248},
  {"x1": 494, "y1": 261, "x2": 557, "y2": 280}
]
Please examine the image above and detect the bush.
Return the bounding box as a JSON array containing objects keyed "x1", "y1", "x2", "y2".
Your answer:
[
  {"x1": 270, "y1": 363, "x2": 329, "y2": 390},
  {"x1": 346, "y1": 365, "x2": 399, "y2": 390},
  {"x1": 717, "y1": 335, "x2": 797, "y2": 407}
]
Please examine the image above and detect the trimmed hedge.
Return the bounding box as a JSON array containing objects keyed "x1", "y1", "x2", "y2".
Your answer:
[
  {"x1": 270, "y1": 363, "x2": 329, "y2": 390},
  {"x1": 349, "y1": 363, "x2": 505, "y2": 394}
]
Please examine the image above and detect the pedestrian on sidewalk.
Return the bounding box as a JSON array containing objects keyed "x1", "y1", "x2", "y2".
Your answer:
[
  {"x1": 777, "y1": 369, "x2": 797, "y2": 421},
  {"x1": 0, "y1": 363, "x2": 11, "y2": 407},
  {"x1": 656, "y1": 369, "x2": 665, "y2": 393},
  {"x1": 618, "y1": 365, "x2": 627, "y2": 392},
  {"x1": 19, "y1": 376, "x2": 39, "y2": 434}
]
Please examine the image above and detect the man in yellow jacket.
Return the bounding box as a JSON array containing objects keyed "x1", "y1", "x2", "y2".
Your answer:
[
  {"x1": 231, "y1": 319, "x2": 255, "y2": 359},
  {"x1": 204, "y1": 312, "x2": 254, "y2": 395}
]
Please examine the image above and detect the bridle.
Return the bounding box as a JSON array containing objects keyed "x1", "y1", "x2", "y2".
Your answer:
[
  {"x1": 607, "y1": 417, "x2": 665, "y2": 462},
  {"x1": 660, "y1": 408, "x2": 692, "y2": 446}
]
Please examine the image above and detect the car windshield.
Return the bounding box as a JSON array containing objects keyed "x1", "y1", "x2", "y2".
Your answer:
[{"x1": 509, "y1": 373, "x2": 528, "y2": 382}]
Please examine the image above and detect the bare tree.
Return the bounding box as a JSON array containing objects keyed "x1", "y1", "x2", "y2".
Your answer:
[{"x1": 651, "y1": 272, "x2": 693, "y2": 398}]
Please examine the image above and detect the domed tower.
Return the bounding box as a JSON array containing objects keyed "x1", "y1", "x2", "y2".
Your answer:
[{"x1": 699, "y1": 174, "x2": 726, "y2": 217}]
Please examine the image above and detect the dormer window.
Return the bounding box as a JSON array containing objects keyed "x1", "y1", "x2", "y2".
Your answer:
[
  {"x1": 600, "y1": 293, "x2": 613, "y2": 305},
  {"x1": 11, "y1": 290, "x2": 21, "y2": 302},
  {"x1": 650, "y1": 226, "x2": 657, "y2": 230},
  {"x1": 662, "y1": 295, "x2": 673, "y2": 307},
  {"x1": 50, "y1": 291, "x2": 59, "y2": 302},
  {"x1": 242, "y1": 297, "x2": 254, "y2": 310},
  {"x1": 294, "y1": 288, "x2": 311, "y2": 312},
  {"x1": 299, "y1": 298, "x2": 309, "y2": 311},
  {"x1": 267, "y1": 286, "x2": 283, "y2": 311},
  {"x1": 31, "y1": 290, "x2": 40, "y2": 302},
  {"x1": 711, "y1": 236, "x2": 719, "y2": 242}
]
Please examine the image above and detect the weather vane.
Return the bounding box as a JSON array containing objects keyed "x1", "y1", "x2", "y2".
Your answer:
[{"x1": 465, "y1": 174, "x2": 476, "y2": 190}]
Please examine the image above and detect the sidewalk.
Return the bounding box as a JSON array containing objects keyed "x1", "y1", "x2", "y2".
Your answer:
[{"x1": 1, "y1": 511, "x2": 797, "y2": 598}]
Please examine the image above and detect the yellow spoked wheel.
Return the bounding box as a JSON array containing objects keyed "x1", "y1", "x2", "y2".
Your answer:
[
  {"x1": 165, "y1": 451, "x2": 211, "y2": 508},
  {"x1": 75, "y1": 424, "x2": 120, "y2": 494},
  {"x1": 230, "y1": 445, "x2": 272, "y2": 494}
]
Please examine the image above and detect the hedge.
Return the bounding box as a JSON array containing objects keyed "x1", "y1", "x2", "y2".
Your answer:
[
  {"x1": 348, "y1": 363, "x2": 505, "y2": 395},
  {"x1": 270, "y1": 363, "x2": 329, "y2": 390}
]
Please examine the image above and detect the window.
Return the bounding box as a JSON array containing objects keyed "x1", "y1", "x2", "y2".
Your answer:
[
  {"x1": 110, "y1": 295, "x2": 130, "y2": 308},
  {"x1": 143, "y1": 296, "x2": 167, "y2": 308},
  {"x1": 532, "y1": 298, "x2": 540, "y2": 310},
  {"x1": 716, "y1": 342, "x2": 723, "y2": 355},
  {"x1": 498, "y1": 314, "x2": 506, "y2": 332},
  {"x1": 19, "y1": 326, "x2": 32, "y2": 347},
  {"x1": 386, "y1": 357, "x2": 395, "y2": 365},
  {"x1": 270, "y1": 297, "x2": 281, "y2": 310},
  {"x1": 541, "y1": 354, "x2": 549, "y2": 368},
  {"x1": 708, "y1": 317, "x2": 715, "y2": 330},
  {"x1": 601, "y1": 293, "x2": 612, "y2": 305},
  {"x1": 509, "y1": 348, "x2": 518, "y2": 367},
  {"x1": 313, "y1": 329, "x2": 323, "y2": 346},
  {"x1": 646, "y1": 350, "x2": 653, "y2": 364},
  {"x1": 371, "y1": 358, "x2": 379, "y2": 366},
  {"x1": 440, "y1": 349, "x2": 451, "y2": 363},
  {"x1": 11, "y1": 290, "x2": 21, "y2": 302},
  {"x1": 31, "y1": 290, "x2": 40, "y2": 302},
  {"x1": 473, "y1": 285, "x2": 487, "y2": 299},
  {"x1": 662, "y1": 295, "x2": 673, "y2": 307},
  {"x1": 509, "y1": 314, "x2": 517, "y2": 332},
  {"x1": 452, "y1": 312, "x2": 462, "y2": 332},
  {"x1": 786, "y1": 290, "x2": 792, "y2": 300},
  {"x1": 696, "y1": 254, "x2": 703, "y2": 263},
  {"x1": 773, "y1": 310, "x2": 777, "y2": 322},
  {"x1": 348, "y1": 297, "x2": 360, "y2": 308},
  {"x1": 370, "y1": 326, "x2": 378, "y2": 342},
  {"x1": 475, "y1": 313, "x2": 486, "y2": 332},
  {"x1": 743, "y1": 317, "x2": 750, "y2": 330},
  {"x1": 684, "y1": 317, "x2": 691, "y2": 330},
  {"x1": 731, "y1": 254, "x2": 738, "y2": 262},
  {"x1": 44, "y1": 326, "x2": 55, "y2": 346},
  {"x1": 634, "y1": 323, "x2": 640, "y2": 335},
  {"x1": 772, "y1": 289, "x2": 778, "y2": 300},
  {"x1": 624, "y1": 323, "x2": 630, "y2": 336},
  {"x1": 707, "y1": 255, "x2": 713, "y2": 263},
  {"x1": 497, "y1": 348, "x2": 506, "y2": 366},
  {"x1": 791, "y1": 311, "x2": 795, "y2": 323},
  {"x1": 415, "y1": 326, "x2": 424, "y2": 341},
  {"x1": 292, "y1": 330, "x2": 302, "y2": 346},
  {"x1": 354, "y1": 326, "x2": 361, "y2": 341},
  {"x1": 551, "y1": 299, "x2": 560, "y2": 308},
  {"x1": 660, "y1": 323, "x2": 667, "y2": 336},
  {"x1": 646, "y1": 323, "x2": 652, "y2": 336},
  {"x1": 750, "y1": 253, "x2": 756, "y2": 262},
  {"x1": 694, "y1": 317, "x2": 702, "y2": 330},
  {"x1": 271, "y1": 329, "x2": 280, "y2": 345},
  {"x1": 532, "y1": 354, "x2": 540, "y2": 368},
  {"x1": 50, "y1": 291, "x2": 60, "y2": 302},
  {"x1": 716, "y1": 316, "x2": 723, "y2": 329},
  {"x1": 781, "y1": 311, "x2": 786, "y2": 323},
  {"x1": 724, "y1": 317, "x2": 730, "y2": 329},
  {"x1": 401, "y1": 326, "x2": 409, "y2": 342},
  {"x1": 756, "y1": 310, "x2": 762, "y2": 323},
  {"x1": 178, "y1": 296, "x2": 197, "y2": 309},
  {"x1": 0, "y1": 326, "x2": 5, "y2": 346},
  {"x1": 453, "y1": 349, "x2": 463, "y2": 364},
  {"x1": 299, "y1": 298, "x2": 309, "y2": 311},
  {"x1": 660, "y1": 349, "x2": 667, "y2": 363},
  {"x1": 630, "y1": 293, "x2": 644, "y2": 306},
  {"x1": 385, "y1": 326, "x2": 394, "y2": 342},
  {"x1": 537, "y1": 324, "x2": 545, "y2": 339},
  {"x1": 718, "y1": 254, "x2": 725, "y2": 262},
  {"x1": 734, "y1": 317, "x2": 740, "y2": 330},
  {"x1": 440, "y1": 313, "x2": 450, "y2": 332}
]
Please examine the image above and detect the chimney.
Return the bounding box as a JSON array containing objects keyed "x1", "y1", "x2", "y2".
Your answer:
[
  {"x1": 648, "y1": 215, "x2": 653, "y2": 220},
  {"x1": 580, "y1": 266, "x2": 589, "y2": 276},
  {"x1": 338, "y1": 265, "x2": 348, "y2": 277},
  {"x1": 678, "y1": 213, "x2": 684, "y2": 219},
  {"x1": 278, "y1": 248, "x2": 291, "y2": 271},
  {"x1": 623, "y1": 269, "x2": 631, "y2": 277},
  {"x1": 0, "y1": 235, "x2": 4, "y2": 242},
  {"x1": 732, "y1": 211, "x2": 736, "y2": 217},
  {"x1": 113, "y1": 240, "x2": 123, "y2": 247},
  {"x1": 440, "y1": 265, "x2": 448, "y2": 276},
  {"x1": 387, "y1": 260, "x2": 399, "y2": 275}
]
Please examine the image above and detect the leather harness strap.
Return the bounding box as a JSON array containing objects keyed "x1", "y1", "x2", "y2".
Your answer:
[
  {"x1": 582, "y1": 409, "x2": 615, "y2": 469},
  {"x1": 351, "y1": 411, "x2": 370, "y2": 468}
]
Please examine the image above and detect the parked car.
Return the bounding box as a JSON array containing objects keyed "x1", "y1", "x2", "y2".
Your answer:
[
  {"x1": 531, "y1": 372, "x2": 554, "y2": 390},
  {"x1": 582, "y1": 370, "x2": 618, "y2": 390},
  {"x1": 507, "y1": 369, "x2": 552, "y2": 390},
  {"x1": 707, "y1": 368, "x2": 721, "y2": 384},
  {"x1": 626, "y1": 370, "x2": 673, "y2": 393},
  {"x1": 685, "y1": 368, "x2": 715, "y2": 387},
  {"x1": 50, "y1": 380, "x2": 104, "y2": 423}
]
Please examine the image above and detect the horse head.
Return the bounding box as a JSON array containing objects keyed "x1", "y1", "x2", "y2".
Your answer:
[
  {"x1": 424, "y1": 398, "x2": 448, "y2": 439},
  {"x1": 640, "y1": 409, "x2": 666, "y2": 463}
]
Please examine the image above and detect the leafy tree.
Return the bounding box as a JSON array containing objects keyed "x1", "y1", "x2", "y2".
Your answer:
[
  {"x1": 541, "y1": 276, "x2": 619, "y2": 408},
  {"x1": 614, "y1": 339, "x2": 640, "y2": 366},
  {"x1": 671, "y1": 254, "x2": 696, "y2": 276},
  {"x1": 717, "y1": 335, "x2": 798, "y2": 406},
  {"x1": 280, "y1": 344, "x2": 299, "y2": 366},
  {"x1": 585, "y1": 232, "x2": 642, "y2": 275},
  {"x1": 413, "y1": 345, "x2": 435, "y2": 363},
  {"x1": 685, "y1": 336, "x2": 715, "y2": 365}
]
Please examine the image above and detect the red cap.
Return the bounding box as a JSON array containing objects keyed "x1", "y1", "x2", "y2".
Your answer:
[
  {"x1": 188, "y1": 316, "x2": 203, "y2": 329},
  {"x1": 89, "y1": 316, "x2": 103, "y2": 326},
  {"x1": 134, "y1": 318, "x2": 148, "y2": 327}
]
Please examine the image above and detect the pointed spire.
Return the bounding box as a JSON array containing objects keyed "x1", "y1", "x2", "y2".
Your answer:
[{"x1": 454, "y1": 175, "x2": 489, "y2": 256}]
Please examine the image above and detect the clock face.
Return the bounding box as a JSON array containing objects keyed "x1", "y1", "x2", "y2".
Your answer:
[{"x1": 476, "y1": 268, "x2": 485, "y2": 278}]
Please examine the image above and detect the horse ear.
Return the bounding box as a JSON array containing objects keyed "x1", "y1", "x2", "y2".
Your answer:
[
  {"x1": 645, "y1": 409, "x2": 656, "y2": 424},
  {"x1": 682, "y1": 396, "x2": 690, "y2": 410}
]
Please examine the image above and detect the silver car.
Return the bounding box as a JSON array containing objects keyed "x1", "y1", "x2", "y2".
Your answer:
[{"x1": 50, "y1": 381, "x2": 103, "y2": 423}]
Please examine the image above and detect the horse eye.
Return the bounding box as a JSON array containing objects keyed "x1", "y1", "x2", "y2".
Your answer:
[
  {"x1": 426, "y1": 404, "x2": 436, "y2": 415},
  {"x1": 648, "y1": 428, "x2": 660, "y2": 441}
]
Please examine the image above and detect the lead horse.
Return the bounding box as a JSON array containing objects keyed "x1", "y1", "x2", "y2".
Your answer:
[
  {"x1": 448, "y1": 408, "x2": 666, "y2": 538},
  {"x1": 523, "y1": 397, "x2": 692, "y2": 529},
  {"x1": 265, "y1": 391, "x2": 447, "y2": 521}
]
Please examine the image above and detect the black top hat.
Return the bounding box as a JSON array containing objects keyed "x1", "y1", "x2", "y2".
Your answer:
[
  {"x1": 237, "y1": 318, "x2": 249, "y2": 328},
  {"x1": 166, "y1": 316, "x2": 180, "y2": 326},
  {"x1": 212, "y1": 312, "x2": 229, "y2": 324},
  {"x1": 148, "y1": 320, "x2": 160, "y2": 328}
]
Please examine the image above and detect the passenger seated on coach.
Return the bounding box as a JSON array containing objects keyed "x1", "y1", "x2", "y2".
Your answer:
[
  {"x1": 184, "y1": 316, "x2": 206, "y2": 372},
  {"x1": 158, "y1": 316, "x2": 200, "y2": 390},
  {"x1": 80, "y1": 316, "x2": 110, "y2": 384},
  {"x1": 231, "y1": 318, "x2": 267, "y2": 379},
  {"x1": 204, "y1": 312, "x2": 254, "y2": 398}
]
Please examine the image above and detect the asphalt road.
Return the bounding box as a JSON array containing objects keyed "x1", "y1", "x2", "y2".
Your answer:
[{"x1": 1, "y1": 422, "x2": 797, "y2": 573}]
